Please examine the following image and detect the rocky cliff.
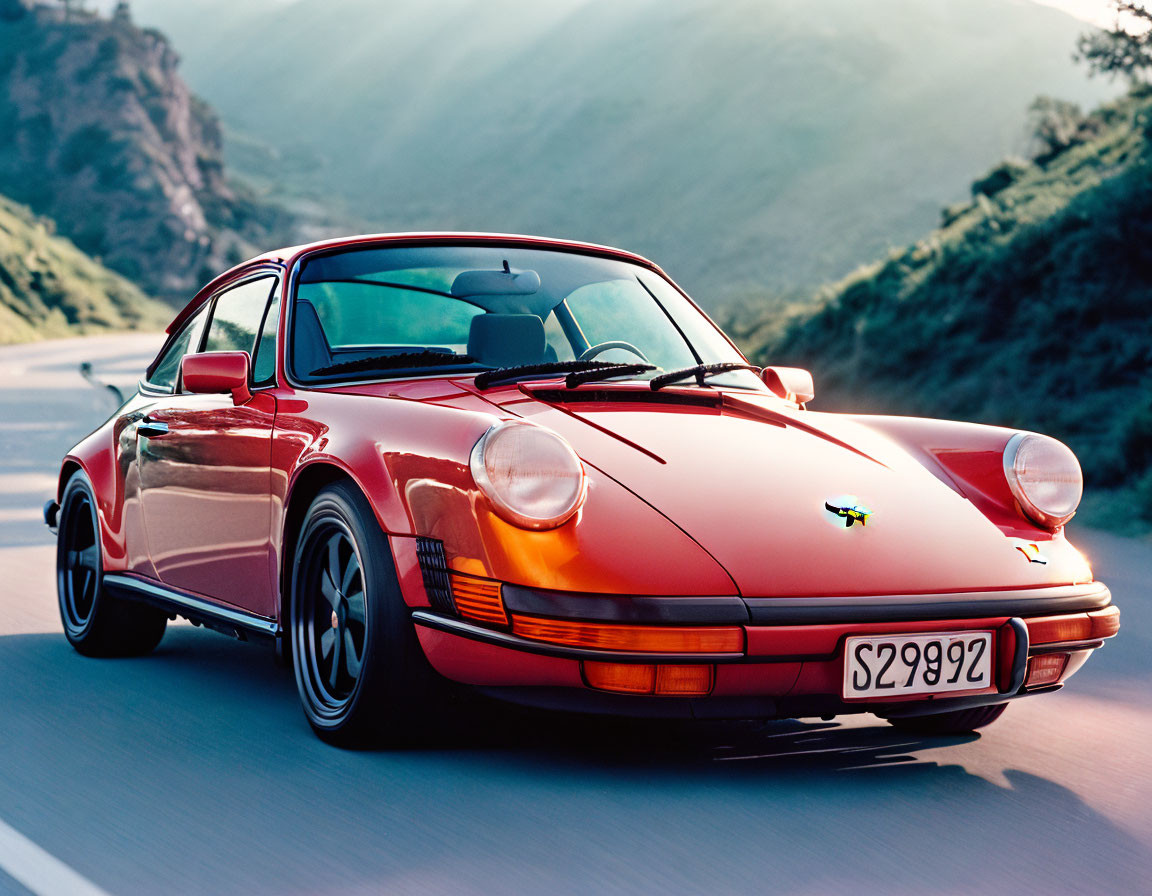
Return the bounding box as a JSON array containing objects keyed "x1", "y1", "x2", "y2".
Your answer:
[{"x1": 0, "y1": 0, "x2": 290, "y2": 302}]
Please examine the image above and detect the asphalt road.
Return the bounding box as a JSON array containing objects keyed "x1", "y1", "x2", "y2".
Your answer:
[{"x1": 0, "y1": 335, "x2": 1150, "y2": 896}]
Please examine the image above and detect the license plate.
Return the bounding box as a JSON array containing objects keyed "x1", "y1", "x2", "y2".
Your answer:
[{"x1": 843, "y1": 631, "x2": 993, "y2": 699}]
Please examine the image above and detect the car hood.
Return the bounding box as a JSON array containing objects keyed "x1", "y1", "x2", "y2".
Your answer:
[{"x1": 482, "y1": 385, "x2": 1091, "y2": 597}]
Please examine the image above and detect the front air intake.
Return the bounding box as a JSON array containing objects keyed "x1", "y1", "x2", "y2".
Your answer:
[{"x1": 415, "y1": 537, "x2": 455, "y2": 615}]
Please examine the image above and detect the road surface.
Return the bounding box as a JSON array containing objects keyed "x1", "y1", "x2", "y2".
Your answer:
[{"x1": 0, "y1": 335, "x2": 1149, "y2": 895}]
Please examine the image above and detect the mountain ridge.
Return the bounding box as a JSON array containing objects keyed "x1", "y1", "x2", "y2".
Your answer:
[
  {"x1": 0, "y1": 0, "x2": 294, "y2": 303},
  {"x1": 125, "y1": 0, "x2": 1118, "y2": 306}
]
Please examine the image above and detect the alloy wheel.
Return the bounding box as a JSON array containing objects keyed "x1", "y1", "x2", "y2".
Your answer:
[
  {"x1": 59, "y1": 490, "x2": 100, "y2": 634},
  {"x1": 295, "y1": 520, "x2": 369, "y2": 715}
]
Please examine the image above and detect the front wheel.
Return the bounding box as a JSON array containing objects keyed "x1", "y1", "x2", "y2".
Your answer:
[
  {"x1": 56, "y1": 472, "x2": 166, "y2": 657},
  {"x1": 884, "y1": 703, "x2": 1007, "y2": 735},
  {"x1": 290, "y1": 481, "x2": 435, "y2": 746}
]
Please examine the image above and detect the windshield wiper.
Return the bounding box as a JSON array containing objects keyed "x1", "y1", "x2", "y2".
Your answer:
[
  {"x1": 649, "y1": 362, "x2": 760, "y2": 391},
  {"x1": 310, "y1": 350, "x2": 474, "y2": 377},
  {"x1": 564, "y1": 363, "x2": 655, "y2": 388},
  {"x1": 474, "y1": 360, "x2": 632, "y2": 390}
]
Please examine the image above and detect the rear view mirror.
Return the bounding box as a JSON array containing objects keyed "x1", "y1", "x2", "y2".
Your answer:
[
  {"x1": 761, "y1": 366, "x2": 814, "y2": 405},
  {"x1": 181, "y1": 351, "x2": 251, "y2": 404},
  {"x1": 451, "y1": 267, "x2": 540, "y2": 297}
]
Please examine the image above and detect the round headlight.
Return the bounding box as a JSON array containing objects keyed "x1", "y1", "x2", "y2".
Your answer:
[
  {"x1": 1003, "y1": 432, "x2": 1082, "y2": 529},
  {"x1": 470, "y1": 421, "x2": 586, "y2": 529}
]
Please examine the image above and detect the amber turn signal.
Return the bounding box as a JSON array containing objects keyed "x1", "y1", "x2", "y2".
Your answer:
[
  {"x1": 1027, "y1": 615, "x2": 1091, "y2": 645},
  {"x1": 583, "y1": 662, "x2": 714, "y2": 696},
  {"x1": 583, "y1": 662, "x2": 656, "y2": 694},
  {"x1": 1089, "y1": 606, "x2": 1121, "y2": 639},
  {"x1": 511, "y1": 616, "x2": 744, "y2": 653},
  {"x1": 451, "y1": 577, "x2": 508, "y2": 627},
  {"x1": 655, "y1": 664, "x2": 715, "y2": 695},
  {"x1": 1027, "y1": 606, "x2": 1120, "y2": 646},
  {"x1": 1025, "y1": 653, "x2": 1068, "y2": 688}
]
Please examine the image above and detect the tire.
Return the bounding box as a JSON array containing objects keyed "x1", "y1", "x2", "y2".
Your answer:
[
  {"x1": 56, "y1": 472, "x2": 167, "y2": 657},
  {"x1": 289, "y1": 480, "x2": 435, "y2": 746},
  {"x1": 885, "y1": 702, "x2": 1007, "y2": 735}
]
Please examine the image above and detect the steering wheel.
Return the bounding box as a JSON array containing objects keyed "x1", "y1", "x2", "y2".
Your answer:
[{"x1": 578, "y1": 341, "x2": 649, "y2": 363}]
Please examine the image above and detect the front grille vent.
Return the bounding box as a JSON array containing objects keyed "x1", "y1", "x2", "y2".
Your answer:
[{"x1": 415, "y1": 537, "x2": 455, "y2": 615}]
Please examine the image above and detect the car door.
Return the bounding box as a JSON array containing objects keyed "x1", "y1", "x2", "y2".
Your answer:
[
  {"x1": 136, "y1": 273, "x2": 282, "y2": 617},
  {"x1": 116, "y1": 302, "x2": 211, "y2": 579}
]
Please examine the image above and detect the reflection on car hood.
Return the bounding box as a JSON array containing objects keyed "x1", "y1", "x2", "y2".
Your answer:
[{"x1": 479, "y1": 386, "x2": 1091, "y2": 597}]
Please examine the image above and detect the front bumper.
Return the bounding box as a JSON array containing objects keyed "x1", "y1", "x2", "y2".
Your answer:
[{"x1": 408, "y1": 580, "x2": 1117, "y2": 720}]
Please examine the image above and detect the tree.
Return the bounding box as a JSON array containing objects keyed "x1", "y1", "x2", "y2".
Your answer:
[
  {"x1": 59, "y1": 0, "x2": 91, "y2": 21},
  {"x1": 1077, "y1": 1, "x2": 1152, "y2": 82}
]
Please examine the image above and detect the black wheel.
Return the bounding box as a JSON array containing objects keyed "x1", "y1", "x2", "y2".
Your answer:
[
  {"x1": 885, "y1": 703, "x2": 1007, "y2": 735},
  {"x1": 290, "y1": 481, "x2": 434, "y2": 746},
  {"x1": 56, "y1": 472, "x2": 166, "y2": 657}
]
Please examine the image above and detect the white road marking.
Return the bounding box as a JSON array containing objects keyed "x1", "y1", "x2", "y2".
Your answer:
[
  {"x1": 0, "y1": 817, "x2": 111, "y2": 896},
  {"x1": 0, "y1": 474, "x2": 57, "y2": 496},
  {"x1": 0, "y1": 509, "x2": 41, "y2": 524}
]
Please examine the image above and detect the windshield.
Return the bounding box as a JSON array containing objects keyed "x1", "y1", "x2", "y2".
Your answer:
[{"x1": 289, "y1": 244, "x2": 761, "y2": 389}]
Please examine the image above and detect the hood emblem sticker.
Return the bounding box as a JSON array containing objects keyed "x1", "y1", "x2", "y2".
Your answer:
[
  {"x1": 1015, "y1": 541, "x2": 1049, "y2": 565},
  {"x1": 824, "y1": 499, "x2": 872, "y2": 528}
]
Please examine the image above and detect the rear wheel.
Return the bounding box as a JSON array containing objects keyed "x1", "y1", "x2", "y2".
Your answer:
[
  {"x1": 885, "y1": 703, "x2": 1007, "y2": 735},
  {"x1": 290, "y1": 481, "x2": 435, "y2": 746},
  {"x1": 56, "y1": 472, "x2": 166, "y2": 657}
]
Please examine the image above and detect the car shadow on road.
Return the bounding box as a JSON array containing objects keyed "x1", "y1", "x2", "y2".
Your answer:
[
  {"x1": 403, "y1": 692, "x2": 979, "y2": 778},
  {"x1": 0, "y1": 624, "x2": 1083, "y2": 771},
  {"x1": 81, "y1": 623, "x2": 979, "y2": 770},
  {"x1": 2, "y1": 626, "x2": 1149, "y2": 895}
]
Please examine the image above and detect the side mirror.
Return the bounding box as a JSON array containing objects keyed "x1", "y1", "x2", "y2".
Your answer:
[
  {"x1": 181, "y1": 351, "x2": 252, "y2": 405},
  {"x1": 761, "y1": 366, "x2": 814, "y2": 406}
]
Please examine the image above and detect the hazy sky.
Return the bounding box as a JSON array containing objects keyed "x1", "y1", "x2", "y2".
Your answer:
[
  {"x1": 92, "y1": 0, "x2": 1122, "y2": 26},
  {"x1": 88, "y1": 0, "x2": 1145, "y2": 39},
  {"x1": 1033, "y1": 0, "x2": 1134, "y2": 27}
]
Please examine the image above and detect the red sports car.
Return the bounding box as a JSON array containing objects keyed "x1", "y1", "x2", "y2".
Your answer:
[{"x1": 46, "y1": 233, "x2": 1119, "y2": 745}]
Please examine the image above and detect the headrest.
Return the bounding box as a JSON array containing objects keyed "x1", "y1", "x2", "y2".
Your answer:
[{"x1": 467, "y1": 313, "x2": 545, "y2": 368}]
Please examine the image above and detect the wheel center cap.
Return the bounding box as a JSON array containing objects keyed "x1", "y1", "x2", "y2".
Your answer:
[{"x1": 331, "y1": 609, "x2": 339, "y2": 630}]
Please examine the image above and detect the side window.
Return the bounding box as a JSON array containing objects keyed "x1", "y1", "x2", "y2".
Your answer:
[
  {"x1": 147, "y1": 303, "x2": 208, "y2": 393},
  {"x1": 252, "y1": 286, "x2": 281, "y2": 387},
  {"x1": 204, "y1": 277, "x2": 278, "y2": 360}
]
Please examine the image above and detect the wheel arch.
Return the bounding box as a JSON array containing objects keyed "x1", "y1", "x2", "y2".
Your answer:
[
  {"x1": 57, "y1": 459, "x2": 84, "y2": 502},
  {"x1": 278, "y1": 461, "x2": 386, "y2": 624},
  {"x1": 57, "y1": 457, "x2": 120, "y2": 563}
]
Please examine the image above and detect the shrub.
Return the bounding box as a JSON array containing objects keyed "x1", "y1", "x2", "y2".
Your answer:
[{"x1": 971, "y1": 158, "x2": 1031, "y2": 198}]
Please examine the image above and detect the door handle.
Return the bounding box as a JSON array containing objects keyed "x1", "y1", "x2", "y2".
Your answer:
[{"x1": 136, "y1": 417, "x2": 170, "y2": 438}]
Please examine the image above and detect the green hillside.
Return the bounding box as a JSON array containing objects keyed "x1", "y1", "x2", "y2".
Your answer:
[
  {"x1": 731, "y1": 88, "x2": 1152, "y2": 530},
  {"x1": 0, "y1": 194, "x2": 167, "y2": 344},
  {"x1": 125, "y1": 0, "x2": 1116, "y2": 307}
]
